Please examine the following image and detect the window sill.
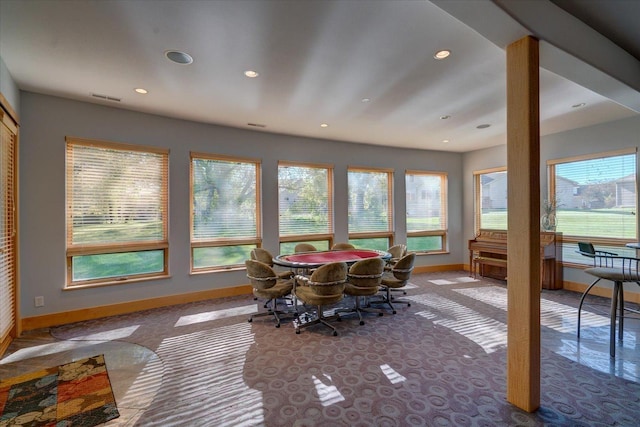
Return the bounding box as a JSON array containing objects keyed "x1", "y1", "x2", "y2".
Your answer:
[{"x1": 64, "y1": 273, "x2": 171, "y2": 290}]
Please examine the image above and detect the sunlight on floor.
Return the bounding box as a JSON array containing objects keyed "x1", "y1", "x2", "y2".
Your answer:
[
  {"x1": 380, "y1": 363, "x2": 406, "y2": 384},
  {"x1": 0, "y1": 340, "x2": 99, "y2": 364},
  {"x1": 174, "y1": 305, "x2": 258, "y2": 327},
  {"x1": 411, "y1": 294, "x2": 507, "y2": 353},
  {"x1": 312, "y1": 374, "x2": 345, "y2": 406}
]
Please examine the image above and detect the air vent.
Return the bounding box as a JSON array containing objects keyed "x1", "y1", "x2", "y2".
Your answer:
[
  {"x1": 247, "y1": 123, "x2": 266, "y2": 128},
  {"x1": 92, "y1": 93, "x2": 121, "y2": 102}
]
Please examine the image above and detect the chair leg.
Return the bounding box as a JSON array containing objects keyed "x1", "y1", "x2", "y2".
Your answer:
[
  {"x1": 336, "y1": 296, "x2": 384, "y2": 325},
  {"x1": 577, "y1": 278, "x2": 601, "y2": 339},
  {"x1": 248, "y1": 297, "x2": 294, "y2": 328},
  {"x1": 295, "y1": 305, "x2": 340, "y2": 336},
  {"x1": 609, "y1": 281, "x2": 621, "y2": 358}
]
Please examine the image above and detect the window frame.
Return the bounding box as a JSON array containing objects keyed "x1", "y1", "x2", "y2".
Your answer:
[
  {"x1": 278, "y1": 161, "x2": 334, "y2": 250},
  {"x1": 474, "y1": 166, "x2": 508, "y2": 235},
  {"x1": 405, "y1": 169, "x2": 448, "y2": 254},
  {"x1": 547, "y1": 148, "x2": 638, "y2": 266},
  {"x1": 190, "y1": 152, "x2": 262, "y2": 273},
  {"x1": 65, "y1": 137, "x2": 169, "y2": 288},
  {"x1": 347, "y1": 166, "x2": 394, "y2": 248}
]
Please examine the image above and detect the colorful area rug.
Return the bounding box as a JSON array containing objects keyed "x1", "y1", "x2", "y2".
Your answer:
[{"x1": 0, "y1": 354, "x2": 119, "y2": 426}]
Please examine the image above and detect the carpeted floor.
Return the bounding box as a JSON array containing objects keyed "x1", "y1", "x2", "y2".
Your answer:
[{"x1": 1, "y1": 271, "x2": 640, "y2": 426}]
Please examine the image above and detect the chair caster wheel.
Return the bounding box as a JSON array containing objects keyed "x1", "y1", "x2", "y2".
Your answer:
[
  {"x1": 275, "y1": 323, "x2": 280, "y2": 328},
  {"x1": 248, "y1": 318, "x2": 253, "y2": 323},
  {"x1": 408, "y1": 303, "x2": 411, "y2": 307},
  {"x1": 337, "y1": 317, "x2": 342, "y2": 322},
  {"x1": 392, "y1": 310, "x2": 397, "y2": 314},
  {"x1": 295, "y1": 330, "x2": 301, "y2": 334},
  {"x1": 359, "y1": 320, "x2": 365, "y2": 325},
  {"x1": 378, "y1": 313, "x2": 383, "y2": 317},
  {"x1": 333, "y1": 331, "x2": 338, "y2": 336}
]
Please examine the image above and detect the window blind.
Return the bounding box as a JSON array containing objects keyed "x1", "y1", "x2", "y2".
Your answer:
[{"x1": 348, "y1": 169, "x2": 391, "y2": 233}]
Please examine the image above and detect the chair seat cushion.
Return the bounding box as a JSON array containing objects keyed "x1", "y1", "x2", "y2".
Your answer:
[
  {"x1": 253, "y1": 280, "x2": 293, "y2": 299},
  {"x1": 381, "y1": 271, "x2": 407, "y2": 289},
  {"x1": 295, "y1": 286, "x2": 343, "y2": 306},
  {"x1": 585, "y1": 267, "x2": 640, "y2": 282}
]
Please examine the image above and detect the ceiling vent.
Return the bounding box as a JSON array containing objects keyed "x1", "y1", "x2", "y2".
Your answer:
[
  {"x1": 92, "y1": 93, "x2": 121, "y2": 102},
  {"x1": 247, "y1": 123, "x2": 266, "y2": 128}
]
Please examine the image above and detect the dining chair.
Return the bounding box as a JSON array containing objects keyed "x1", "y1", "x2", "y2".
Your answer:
[
  {"x1": 293, "y1": 261, "x2": 348, "y2": 336},
  {"x1": 576, "y1": 242, "x2": 640, "y2": 357},
  {"x1": 375, "y1": 252, "x2": 415, "y2": 314},
  {"x1": 250, "y1": 248, "x2": 294, "y2": 279},
  {"x1": 331, "y1": 242, "x2": 355, "y2": 250},
  {"x1": 245, "y1": 259, "x2": 295, "y2": 328},
  {"x1": 294, "y1": 243, "x2": 317, "y2": 253},
  {"x1": 336, "y1": 257, "x2": 385, "y2": 325}
]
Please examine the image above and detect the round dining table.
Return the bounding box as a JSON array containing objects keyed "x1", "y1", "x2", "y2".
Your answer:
[{"x1": 273, "y1": 248, "x2": 391, "y2": 271}]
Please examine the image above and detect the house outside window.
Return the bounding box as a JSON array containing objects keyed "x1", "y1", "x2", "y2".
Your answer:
[{"x1": 474, "y1": 167, "x2": 507, "y2": 233}]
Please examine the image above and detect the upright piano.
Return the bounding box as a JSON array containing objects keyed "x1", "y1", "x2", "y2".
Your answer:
[{"x1": 468, "y1": 230, "x2": 563, "y2": 289}]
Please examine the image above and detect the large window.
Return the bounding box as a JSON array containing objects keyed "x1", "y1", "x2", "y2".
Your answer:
[
  {"x1": 406, "y1": 171, "x2": 447, "y2": 253},
  {"x1": 278, "y1": 162, "x2": 333, "y2": 252},
  {"x1": 548, "y1": 149, "x2": 637, "y2": 264},
  {"x1": 191, "y1": 153, "x2": 260, "y2": 271},
  {"x1": 347, "y1": 167, "x2": 393, "y2": 250},
  {"x1": 474, "y1": 167, "x2": 507, "y2": 232},
  {"x1": 66, "y1": 138, "x2": 169, "y2": 287}
]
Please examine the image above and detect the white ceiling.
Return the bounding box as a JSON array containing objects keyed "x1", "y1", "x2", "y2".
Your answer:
[{"x1": 1, "y1": 0, "x2": 639, "y2": 153}]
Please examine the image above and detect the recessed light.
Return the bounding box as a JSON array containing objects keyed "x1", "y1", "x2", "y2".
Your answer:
[
  {"x1": 244, "y1": 70, "x2": 259, "y2": 78},
  {"x1": 361, "y1": 98, "x2": 370, "y2": 103},
  {"x1": 442, "y1": 139, "x2": 450, "y2": 143},
  {"x1": 572, "y1": 102, "x2": 586, "y2": 108},
  {"x1": 134, "y1": 88, "x2": 148, "y2": 94},
  {"x1": 165, "y1": 50, "x2": 193, "y2": 65},
  {"x1": 320, "y1": 123, "x2": 329, "y2": 128},
  {"x1": 440, "y1": 115, "x2": 451, "y2": 120},
  {"x1": 434, "y1": 50, "x2": 451, "y2": 60},
  {"x1": 476, "y1": 124, "x2": 491, "y2": 129}
]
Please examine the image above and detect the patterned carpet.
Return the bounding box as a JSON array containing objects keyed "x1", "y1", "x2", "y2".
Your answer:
[{"x1": 40, "y1": 271, "x2": 640, "y2": 426}]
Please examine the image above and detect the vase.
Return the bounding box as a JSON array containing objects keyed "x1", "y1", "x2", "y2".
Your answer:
[{"x1": 540, "y1": 213, "x2": 556, "y2": 231}]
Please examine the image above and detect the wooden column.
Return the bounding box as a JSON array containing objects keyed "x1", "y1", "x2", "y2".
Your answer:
[{"x1": 506, "y1": 36, "x2": 541, "y2": 412}]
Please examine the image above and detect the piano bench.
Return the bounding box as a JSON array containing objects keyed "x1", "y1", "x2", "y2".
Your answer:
[{"x1": 473, "y1": 256, "x2": 507, "y2": 278}]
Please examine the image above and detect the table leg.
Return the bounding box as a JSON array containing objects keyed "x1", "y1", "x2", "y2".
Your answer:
[{"x1": 609, "y1": 281, "x2": 621, "y2": 358}]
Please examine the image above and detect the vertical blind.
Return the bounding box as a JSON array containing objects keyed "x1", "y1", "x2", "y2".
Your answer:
[
  {"x1": 0, "y1": 113, "x2": 17, "y2": 344},
  {"x1": 192, "y1": 157, "x2": 258, "y2": 240},
  {"x1": 66, "y1": 140, "x2": 168, "y2": 247},
  {"x1": 348, "y1": 169, "x2": 391, "y2": 233},
  {"x1": 278, "y1": 164, "x2": 331, "y2": 236}
]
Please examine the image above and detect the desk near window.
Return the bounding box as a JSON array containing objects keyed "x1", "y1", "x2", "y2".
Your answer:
[{"x1": 468, "y1": 230, "x2": 563, "y2": 289}]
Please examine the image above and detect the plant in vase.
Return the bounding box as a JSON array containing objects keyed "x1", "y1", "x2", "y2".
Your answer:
[{"x1": 541, "y1": 198, "x2": 557, "y2": 231}]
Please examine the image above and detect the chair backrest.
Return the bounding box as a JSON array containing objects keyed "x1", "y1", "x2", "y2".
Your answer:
[
  {"x1": 577, "y1": 242, "x2": 595, "y2": 256},
  {"x1": 391, "y1": 252, "x2": 416, "y2": 281},
  {"x1": 295, "y1": 243, "x2": 317, "y2": 253},
  {"x1": 245, "y1": 259, "x2": 277, "y2": 290},
  {"x1": 347, "y1": 257, "x2": 384, "y2": 289},
  {"x1": 332, "y1": 242, "x2": 355, "y2": 250},
  {"x1": 387, "y1": 244, "x2": 407, "y2": 259},
  {"x1": 250, "y1": 248, "x2": 274, "y2": 266},
  {"x1": 308, "y1": 262, "x2": 348, "y2": 295}
]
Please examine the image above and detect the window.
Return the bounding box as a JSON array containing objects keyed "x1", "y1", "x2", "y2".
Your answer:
[
  {"x1": 474, "y1": 167, "x2": 507, "y2": 233},
  {"x1": 348, "y1": 167, "x2": 392, "y2": 251},
  {"x1": 406, "y1": 171, "x2": 448, "y2": 253},
  {"x1": 278, "y1": 162, "x2": 333, "y2": 252},
  {"x1": 191, "y1": 153, "x2": 260, "y2": 271},
  {"x1": 548, "y1": 149, "x2": 637, "y2": 264},
  {"x1": 66, "y1": 138, "x2": 168, "y2": 287}
]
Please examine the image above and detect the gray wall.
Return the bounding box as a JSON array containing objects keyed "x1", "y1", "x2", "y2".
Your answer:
[
  {"x1": 19, "y1": 92, "x2": 463, "y2": 318},
  {"x1": 0, "y1": 55, "x2": 19, "y2": 114},
  {"x1": 462, "y1": 115, "x2": 640, "y2": 291}
]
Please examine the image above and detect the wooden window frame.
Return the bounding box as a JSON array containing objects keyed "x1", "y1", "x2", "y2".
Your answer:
[
  {"x1": 347, "y1": 166, "x2": 394, "y2": 245},
  {"x1": 278, "y1": 161, "x2": 334, "y2": 249},
  {"x1": 190, "y1": 152, "x2": 262, "y2": 273},
  {"x1": 405, "y1": 170, "x2": 448, "y2": 254},
  {"x1": 65, "y1": 137, "x2": 169, "y2": 288}
]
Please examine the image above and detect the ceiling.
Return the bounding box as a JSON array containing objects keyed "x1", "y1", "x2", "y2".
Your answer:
[{"x1": 1, "y1": 0, "x2": 639, "y2": 153}]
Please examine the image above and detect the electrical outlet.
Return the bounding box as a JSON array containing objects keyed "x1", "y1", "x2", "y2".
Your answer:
[{"x1": 34, "y1": 296, "x2": 44, "y2": 307}]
